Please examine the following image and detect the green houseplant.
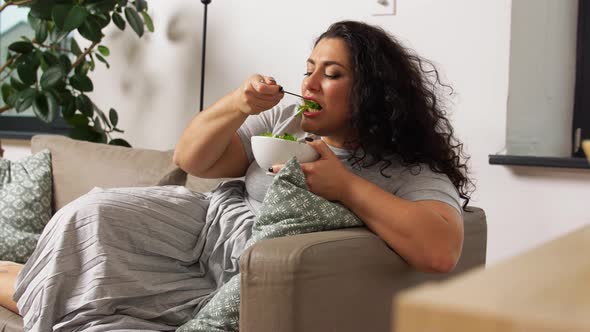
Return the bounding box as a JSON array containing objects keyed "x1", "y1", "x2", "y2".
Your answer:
[{"x1": 0, "y1": 0, "x2": 154, "y2": 152}]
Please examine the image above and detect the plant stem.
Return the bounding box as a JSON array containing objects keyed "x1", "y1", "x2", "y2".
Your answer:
[
  {"x1": 32, "y1": 40, "x2": 70, "y2": 53},
  {"x1": 0, "y1": 54, "x2": 20, "y2": 75},
  {"x1": 0, "y1": 105, "x2": 12, "y2": 114},
  {"x1": 0, "y1": 0, "x2": 35, "y2": 13},
  {"x1": 0, "y1": 67, "x2": 16, "y2": 83},
  {"x1": 71, "y1": 41, "x2": 100, "y2": 70}
]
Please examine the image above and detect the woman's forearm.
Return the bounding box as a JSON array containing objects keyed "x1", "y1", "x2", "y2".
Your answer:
[
  {"x1": 174, "y1": 90, "x2": 248, "y2": 176},
  {"x1": 339, "y1": 173, "x2": 463, "y2": 273}
]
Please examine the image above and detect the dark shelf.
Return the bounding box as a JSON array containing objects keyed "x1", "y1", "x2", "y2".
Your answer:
[{"x1": 489, "y1": 154, "x2": 590, "y2": 169}]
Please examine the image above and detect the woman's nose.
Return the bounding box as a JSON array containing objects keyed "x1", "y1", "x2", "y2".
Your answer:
[{"x1": 303, "y1": 72, "x2": 321, "y2": 92}]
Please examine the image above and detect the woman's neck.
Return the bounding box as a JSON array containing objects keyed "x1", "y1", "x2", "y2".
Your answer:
[{"x1": 321, "y1": 136, "x2": 358, "y2": 150}]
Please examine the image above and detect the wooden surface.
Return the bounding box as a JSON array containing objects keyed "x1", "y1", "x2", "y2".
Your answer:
[{"x1": 394, "y1": 225, "x2": 590, "y2": 332}]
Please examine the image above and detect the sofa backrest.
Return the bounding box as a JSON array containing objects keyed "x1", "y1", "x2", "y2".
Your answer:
[{"x1": 31, "y1": 135, "x2": 187, "y2": 211}]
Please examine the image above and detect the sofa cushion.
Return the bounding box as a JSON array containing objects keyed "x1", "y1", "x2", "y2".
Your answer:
[
  {"x1": 0, "y1": 150, "x2": 52, "y2": 263},
  {"x1": 31, "y1": 135, "x2": 186, "y2": 211}
]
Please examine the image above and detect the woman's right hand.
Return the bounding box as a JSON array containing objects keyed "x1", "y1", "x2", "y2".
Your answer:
[{"x1": 232, "y1": 74, "x2": 284, "y2": 115}]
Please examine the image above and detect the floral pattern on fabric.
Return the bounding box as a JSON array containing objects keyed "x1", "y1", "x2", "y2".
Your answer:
[{"x1": 0, "y1": 149, "x2": 52, "y2": 263}]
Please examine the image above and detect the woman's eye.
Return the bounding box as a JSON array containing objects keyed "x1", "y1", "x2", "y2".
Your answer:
[{"x1": 303, "y1": 71, "x2": 341, "y2": 79}]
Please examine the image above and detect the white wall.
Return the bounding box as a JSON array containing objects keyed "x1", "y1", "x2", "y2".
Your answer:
[
  {"x1": 1, "y1": 139, "x2": 29, "y2": 160},
  {"x1": 3, "y1": 0, "x2": 590, "y2": 265}
]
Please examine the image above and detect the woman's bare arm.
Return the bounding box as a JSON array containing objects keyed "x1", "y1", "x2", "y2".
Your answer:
[{"x1": 174, "y1": 75, "x2": 283, "y2": 178}]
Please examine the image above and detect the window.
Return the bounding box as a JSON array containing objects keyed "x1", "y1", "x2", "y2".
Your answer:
[
  {"x1": 490, "y1": 0, "x2": 590, "y2": 169},
  {"x1": 573, "y1": 0, "x2": 590, "y2": 158}
]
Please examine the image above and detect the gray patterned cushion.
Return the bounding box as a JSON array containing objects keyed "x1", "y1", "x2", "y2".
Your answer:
[
  {"x1": 0, "y1": 149, "x2": 52, "y2": 263},
  {"x1": 177, "y1": 157, "x2": 363, "y2": 332}
]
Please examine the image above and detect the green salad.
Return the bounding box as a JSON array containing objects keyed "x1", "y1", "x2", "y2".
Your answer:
[
  {"x1": 295, "y1": 99, "x2": 322, "y2": 117},
  {"x1": 260, "y1": 132, "x2": 297, "y2": 141}
]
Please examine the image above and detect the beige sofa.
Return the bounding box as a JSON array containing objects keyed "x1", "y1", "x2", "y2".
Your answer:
[{"x1": 0, "y1": 135, "x2": 487, "y2": 332}]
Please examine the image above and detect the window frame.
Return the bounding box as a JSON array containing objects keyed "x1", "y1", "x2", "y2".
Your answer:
[
  {"x1": 572, "y1": 0, "x2": 590, "y2": 158},
  {"x1": 0, "y1": 116, "x2": 70, "y2": 139}
]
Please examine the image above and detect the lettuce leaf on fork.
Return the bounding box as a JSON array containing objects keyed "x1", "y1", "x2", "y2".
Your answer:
[
  {"x1": 295, "y1": 100, "x2": 322, "y2": 117},
  {"x1": 260, "y1": 132, "x2": 297, "y2": 141}
]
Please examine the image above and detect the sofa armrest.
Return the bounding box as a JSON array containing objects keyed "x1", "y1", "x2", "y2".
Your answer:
[
  {"x1": 239, "y1": 207, "x2": 487, "y2": 332},
  {"x1": 240, "y1": 228, "x2": 419, "y2": 332}
]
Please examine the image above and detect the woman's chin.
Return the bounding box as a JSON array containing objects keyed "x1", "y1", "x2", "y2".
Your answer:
[{"x1": 300, "y1": 121, "x2": 319, "y2": 134}]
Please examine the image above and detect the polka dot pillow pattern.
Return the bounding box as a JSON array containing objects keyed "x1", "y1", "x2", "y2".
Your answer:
[{"x1": 0, "y1": 149, "x2": 52, "y2": 263}]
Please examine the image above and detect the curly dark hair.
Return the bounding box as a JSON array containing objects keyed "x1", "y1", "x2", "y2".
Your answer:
[{"x1": 316, "y1": 21, "x2": 473, "y2": 209}]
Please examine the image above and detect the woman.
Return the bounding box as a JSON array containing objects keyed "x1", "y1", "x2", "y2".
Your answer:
[{"x1": 0, "y1": 20, "x2": 471, "y2": 331}]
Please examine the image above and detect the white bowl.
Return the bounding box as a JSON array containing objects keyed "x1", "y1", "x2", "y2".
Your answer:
[{"x1": 251, "y1": 136, "x2": 320, "y2": 171}]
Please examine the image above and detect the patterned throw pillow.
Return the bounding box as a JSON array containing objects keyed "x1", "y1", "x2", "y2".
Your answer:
[
  {"x1": 0, "y1": 149, "x2": 52, "y2": 263},
  {"x1": 177, "y1": 157, "x2": 363, "y2": 332}
]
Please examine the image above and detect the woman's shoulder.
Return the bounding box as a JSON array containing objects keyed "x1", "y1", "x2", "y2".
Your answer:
[{"x1": 350, "y1": 158, "x2": 455, "y2": 191}]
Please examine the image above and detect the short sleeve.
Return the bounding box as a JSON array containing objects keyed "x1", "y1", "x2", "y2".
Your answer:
[
  {"x1": 395, "y1": 166, "x2": 462, "y2": 213},
  {"x1": 237, "y1": 104, "x2": 301, "y2": 164}
]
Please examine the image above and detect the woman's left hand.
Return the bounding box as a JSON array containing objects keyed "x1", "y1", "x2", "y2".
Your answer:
[{"x1": 270, "y1": 139, "x2": 353, "y2": 201}]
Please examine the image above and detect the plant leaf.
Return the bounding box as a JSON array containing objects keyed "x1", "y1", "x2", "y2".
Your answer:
[
  {"x1": 78, "y1": 16, "x2": 103, "y2": 43},
  {"x1": 35, "y1": 21, "x2": 48, "y2": 44},
  {"x1": 61, "y1": 100, "x2": 76, "y2": 118},
  {"x1": 97, "y1": 45, "x2": 110, "y2": 57},
  {"x1": 95, "y1": 53, "x2": 110, "y2": 68},
  {"x1": 109, "y1": 108, "x2": 119, "y2": 127},
  {"x1": 51, "y1": 4, "x2": 71, "y2": 30},
  {"x1": 109, "y1": 138, "x2": 131, "y2": 147},
  {"x1": 112, "y1": 12, "x2": 126, "y2": 30},
  {"x1": 76, "y1": 94, "x2": 94, "y2": 117},
  {"x1": 40, "y1": 65, "x2": 65, "y2": 90},
  {"x1": 135, "y1": 0, "x2": 148, "y2": 12},
  {"x1": 70, "y1": 73, "x2": 94, "y2": 92},
  {"x1": 64, "y1": 6, "x2": 89, "y2": 32},
  {"x1": 65, "y1": 113, "x2": 89, "y2": 127},
  {"x1": 59, "y1": 54, "x2": 72, "y2": 74},
  {"x1": 15, "y1": 88, "x2": 37, "y2": 113},
  {"x1": 33, "y1": 91, "x2": 57, "y2": 123},
  {"x1": 141, "y1": 11, "x2": 154, "y2": 33},
  {"x1": 75, "y1": 60, "x2": 90, "y2": 75},
  {"x1": 29, "y1": 14, "x2": 49, "y2": 44},
  {"x1": 93, "y1": 13, "x2": 111, "y2": 29},
  {"x1": 94, "y1": 106, "x2": 111, "y2": 130},
  {"x1": 124, "y1": 7, "x2": 144, "y2": 37},
  {"x1": 69, "y1": 125, "x2": 101, "y2": 142},
  {"x1": 17, "y1": 63, "x2": 37, "y2": 86},
  {"x1": 93, "y1": 116, "x2": 104, "y2": 133},
  {"x1": 42, "y1": 52, "x2": 59, "y2": 67},
  {"x1": 8, "y1": 41, "x2": 34, "y2": 54},
  {"x1": 70, "y1": 38, "x2": 82, "y2": 56},
  {"x1": 29, "y1": 2, "x2": 54, "y2": 20},
  {"x1": 1, "y1": 84, "x2": 13, "y2": 104},
  {"x1": 10, "y1": 77, "x2": 26, "y2": 91}
]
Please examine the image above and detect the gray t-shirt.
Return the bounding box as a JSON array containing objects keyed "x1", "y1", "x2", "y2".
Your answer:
[{"x1": 237, "y1": 103, "x2": 462, "y2": 214}]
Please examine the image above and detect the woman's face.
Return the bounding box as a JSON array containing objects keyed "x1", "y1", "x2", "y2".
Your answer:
[{"x1": 300, "y1": 38, "x2": 355, "y2": 147}]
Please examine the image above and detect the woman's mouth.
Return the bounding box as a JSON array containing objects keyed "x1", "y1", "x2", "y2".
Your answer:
[
  {"x1": 296, "y1": 98, "x2": 323, "y2": 117},
  {"x1": 303, "y1": 97, "x2": 322, "y2": 110}
]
